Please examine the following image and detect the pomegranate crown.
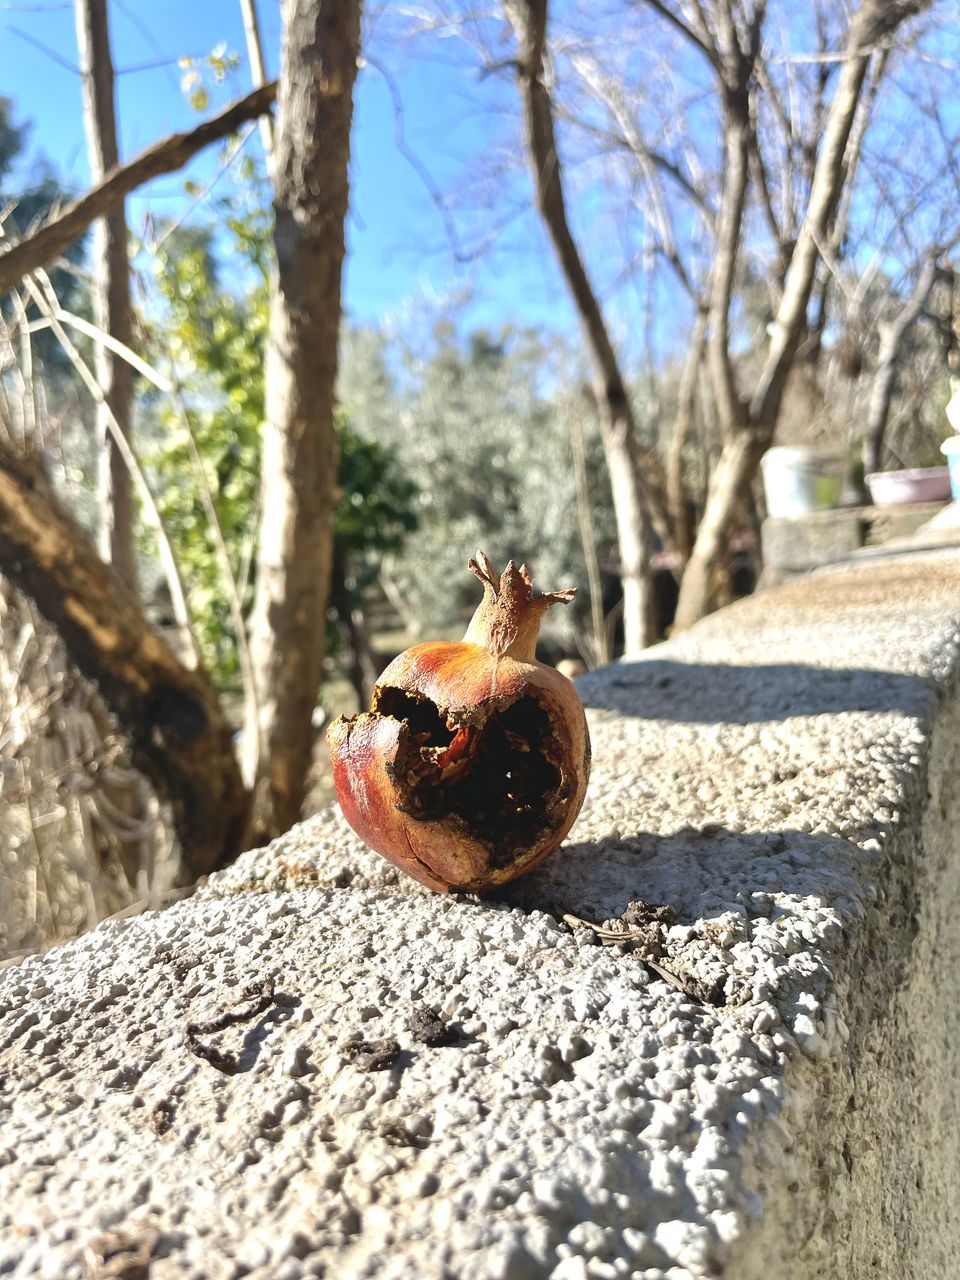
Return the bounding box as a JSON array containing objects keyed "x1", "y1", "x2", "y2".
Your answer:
[{"x1": 463, "y1": 551, "x2": 576, "y2": 661}]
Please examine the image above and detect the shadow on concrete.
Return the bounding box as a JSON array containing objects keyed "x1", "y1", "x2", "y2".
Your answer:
[
  {"x1": 498, "y1": 826, "x2": 869, "y2": 926},
  {"x1": 577, "y1": 659, "x2": 933, "y2": 725}
]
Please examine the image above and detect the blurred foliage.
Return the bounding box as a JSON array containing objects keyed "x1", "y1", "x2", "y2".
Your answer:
[
  {"x1": 334, "y1": 423, "x2": 419, "y2": 572},
  {"x1": 0, "y1": 97, "x2": 25, "y2": 177},
  {"x1": 142, "y1": 161, "x2": 420, "y2": 688},
  {"x1": 0, "y1": 97, "x2": 90, "y2": 369},
  {"x1": 178, "y1": 43, "x2": 242, "y2": 114},
  {"x1": 145, "y1": 214, "x2": 266, "y2": 684},
  {"x1": 339, "y1": 308, "x2": 617, "y2": 656}
]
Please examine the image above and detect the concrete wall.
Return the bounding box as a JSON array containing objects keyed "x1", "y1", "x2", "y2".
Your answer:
[
  {"x1": 1, "y1": 534, "x2": 959, "y2": 1280},
  {"x1": 760, "y1": 501, "x2": 947, "y2": 587}
]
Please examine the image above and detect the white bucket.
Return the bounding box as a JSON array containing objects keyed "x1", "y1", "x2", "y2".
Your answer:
[
  {"x1": 761, "y1": 446, "x2": 845, "y2": 519},
  {"x1": 942, "y1": 435, "x2": 960, "y2": 502}
]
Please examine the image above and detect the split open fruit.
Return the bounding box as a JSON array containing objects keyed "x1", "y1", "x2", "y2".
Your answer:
[{"x1": 327, "y1": 553, "x2": 591, "y2": 892}]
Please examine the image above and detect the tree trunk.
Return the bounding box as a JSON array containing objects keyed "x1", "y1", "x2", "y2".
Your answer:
[
  {"x1": 569, "y1": 407, "x2": 609, "y2": 666},
  {"x1": 242, "y1": 0, "x2": 362, "y2": 838},
  {"x1": 74, "y1": 0, "x2": 136, "y2": 589},
  {"x1": 605, "y1": 405, "x2": 653, "y2": 655},
  {"x1": 505, "y1": 0, "x2": 659, "y2": 654},
  {"x1": 706, "y1": 100, "x2": 752, "y2": 442},
  {"x1": 665, "y1": 310, "x2": 707, "y2": 565},
  {"x1": 331, "y1": 547, "x2": 378, "y2": 710},
  {"x1": 863, "y1": 254, "x2": 940, "y2": 476},
  {"x1": 0, "y1": 439, "x2": 248, "y2": 878},
  {"x1": 672, "y1": 430, "x2": 763, "y2": 628}
]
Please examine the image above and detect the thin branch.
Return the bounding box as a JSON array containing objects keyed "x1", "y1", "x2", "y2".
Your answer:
[
  {"x1": 238, "y1": 0, "x2": 276, "y2": 183},
  {"x1": 0, "y1": 81, "x2": 277, "y2": 293},
  {"x1": 21, "y1": 270, "x2": 200, "y2": 664},
  {"x1": 829, "y1": 46, "x2": 889, "y2": 257},
  {"x1": 364, "y1": 53, "x2": 467, "y2": 265},
  {"x1": 25, "y1": 299, "x2": 259, "y2": 746},
  {"x1": 28, "y1": 307, "x2": 174, "y2": 390},
  {"x1": 151, "y1": 125, "x2": 258, "y2": 252},
  {"x1": 638, "y1": 0, "x2": 721, "y2": 71},
  {"x1": 8, "y1": 25, "x2": 79, "y2": 72},
  {"x1": 554, "y1": 99, "x2": 717, "y2": 230}
]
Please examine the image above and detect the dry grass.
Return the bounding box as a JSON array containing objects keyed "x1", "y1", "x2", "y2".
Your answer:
[
  {"x1": 0, "y1": 244, "x2": 185, "y2": 963},
  {"x1": 0, "y1": 583, "x2": 180, "y2": 963}
]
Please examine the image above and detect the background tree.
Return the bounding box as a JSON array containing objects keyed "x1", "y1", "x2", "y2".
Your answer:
[
  {"x1": 146, "y1": 200, "x2": 419, "y2": 704},
  {"x1": 339, "y1": 311, "x2": 615, "y2": 659},
  {"x1": 0, "y1": 1, "x2": 361, "y2": 868},
  {"x1": 674, "y1": 0, "x2": 936, "y2": 627},
  {"x1": 239, "y1": 0, "x2": 362, "y2": 839},
  {"x1": 504, "y1": 0, "x2": 664, "y2": 653},
  {"x1": 412, "y1": 0, "x2": 943, "y2": 631},
  {"x1": 74, "y1": 0, "x2": 136, "y2": 587}
]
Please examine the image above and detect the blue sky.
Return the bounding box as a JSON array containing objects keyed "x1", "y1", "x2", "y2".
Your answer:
[
  {"x1": 0, "y1": 0, "x2": 583, "y2": 335},
  {"x1": 7, "y1": 2, "x2": 949, "y2": 370}
]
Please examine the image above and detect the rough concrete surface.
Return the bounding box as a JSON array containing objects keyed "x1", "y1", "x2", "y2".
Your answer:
[{"x1": 2, "y1": 540, "x2": 960, "y2": 1280}]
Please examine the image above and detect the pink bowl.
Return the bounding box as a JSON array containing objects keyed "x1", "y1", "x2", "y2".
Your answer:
[{"x1": 865, "y1": 467, "x2": 951, "y2": 507}]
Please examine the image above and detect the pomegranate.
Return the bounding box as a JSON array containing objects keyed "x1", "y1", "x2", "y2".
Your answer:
[{"x1": 327, "y1": 553, "x2": 591, "y2": 892}]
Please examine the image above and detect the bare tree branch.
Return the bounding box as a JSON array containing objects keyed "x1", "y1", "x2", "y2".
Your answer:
[
  {"x1": 22, "y1": 268, "x2": 200, "y2": 664},
  {"x1": 863, "y1": 252, "x2": 949, "y2": 474},
  {"x1": 638, "y1": 0, "x2": 721, "y2": 71},
  {"x1": 704, "y1": 2, "x2": 767, "y2": 439},
  {"x1": 673, "y1": 0, "x2": 935, "y2": 630},
  {"x1": 555, "y1": 96, "x2": 717, "y2": 232},
  {"x1": 751, "y1": 2, "x2": 923, "y2": 429},
  {"x1": 666, "y1": 307, "x2": 707, "y2": 564},
  {"x1": 0, "y1": 81, "x2": 277, "y2": 292}
]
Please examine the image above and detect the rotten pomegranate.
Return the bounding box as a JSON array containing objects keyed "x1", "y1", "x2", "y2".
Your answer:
[{"x1": 327, "y1": 553, "x2": 591, "y2": 892}]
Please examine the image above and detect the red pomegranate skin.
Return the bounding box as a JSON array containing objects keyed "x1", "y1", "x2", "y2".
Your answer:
[{"x1": 327, "y1": 555, "x2": 591, "y2": 893}]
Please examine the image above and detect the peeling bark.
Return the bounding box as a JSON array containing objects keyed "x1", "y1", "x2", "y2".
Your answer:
[{"x1": 0, "y1": 439, "x2": 248, "y2": 878}]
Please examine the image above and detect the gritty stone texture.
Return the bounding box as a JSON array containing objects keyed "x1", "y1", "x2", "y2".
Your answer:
[{"x1": 2, "y1": 544, "x2": 960, "y2": 1280}]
